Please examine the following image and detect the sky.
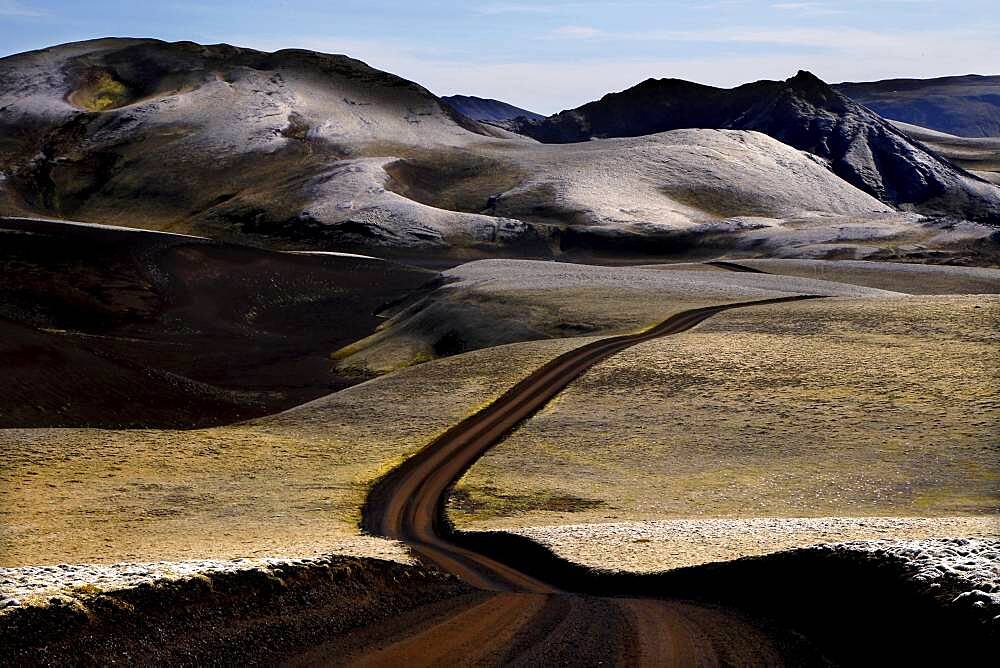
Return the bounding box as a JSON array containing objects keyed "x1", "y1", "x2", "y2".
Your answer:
[{"x1": 1, "y1": 0, "x2": 997, "y2": 114}]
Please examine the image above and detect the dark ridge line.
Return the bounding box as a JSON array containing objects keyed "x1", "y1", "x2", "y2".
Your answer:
[{"x1": 705, "y1": 260, "x2": 769, "y2": 273}]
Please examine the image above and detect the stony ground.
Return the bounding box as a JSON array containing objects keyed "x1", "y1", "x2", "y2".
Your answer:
[
  {"x1": 0, "y1": 535, "x2": 409, "y2": 610},
  {"x1": 4, "y1": 528, "x2": 996, "y2": 640},
  {"x1": 502, "y1": 517, "x2": 999, "y2": 572},
  {"x1": 0, "y1": 552, "x2": 473, "y2": 666},
  {"x1": 444, "y1": 259, "x2": 898, "y2": 296},
  {"x1": 806, "y1": 538, "x2": 1000, "y2": 627}
]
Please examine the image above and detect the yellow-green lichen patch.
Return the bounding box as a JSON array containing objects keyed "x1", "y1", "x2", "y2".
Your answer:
[
  {"x1": 453, "y1": 295, "x2": 1000, "y2": 529},
  {"x1": 68, "y1": 71, "x2": 131, "y2": 112},
  {"x1": 0, "y1": 337, "x2": 588, "y2": 566}
]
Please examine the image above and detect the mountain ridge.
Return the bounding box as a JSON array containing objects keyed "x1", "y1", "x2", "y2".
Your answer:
[
  {"x1": 507, "y1": 71, "x2": 1000, "y2": 224},
  {"x1": 833, "y1": 74, "x2": 1000, "y2": 138},
  {"x1": 441, "y1": 95, "x2": 544, "y2": 123},
  {"x1": 1, "y1": 39, "x2": 996, "y2": 263}
]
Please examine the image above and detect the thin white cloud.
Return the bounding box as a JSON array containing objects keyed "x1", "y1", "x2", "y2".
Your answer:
[
  {"x1": 542, "y1": 25, "x2": 969, "y2": 51},
  {"x1": 477, "y1": 1, "x2": 661, "y2": 14},
  {"x1": 769, "y1": 2, "x2": 846, "y2": 15},
  {"x1": 477, "y1": 3, "x2": 562, "y2": 14},
  {"x1": 230, "y1": 25, "x2": 998, "y2": 115},
  {"x1": 552, "y1": 25, "x2": 604, "y2": 38},
  {"x1": 0, "y1": 1, "x2": 46, "y2": 17}
]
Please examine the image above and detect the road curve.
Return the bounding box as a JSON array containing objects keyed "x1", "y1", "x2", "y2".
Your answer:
[
  {"x1": 342, "y1": 296, "x2": 828, "y2": 665},
  {"x1": 361, "y1": 295, "x2": 820, "y2": 590}
]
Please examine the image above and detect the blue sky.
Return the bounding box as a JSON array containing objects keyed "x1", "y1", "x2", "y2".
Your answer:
[{"x1": 1, "y1": 1, "x2": 997, "y2": 113}]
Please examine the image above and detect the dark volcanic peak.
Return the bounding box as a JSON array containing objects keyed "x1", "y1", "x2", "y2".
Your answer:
[
  {"x1": 509, "y1": 71, "x2": 1000, "y2": 223},
  {"x1": 440, "y1": 95, "x2": 544, "y2": 123},
  {"x1": 834, "y1": 75, "x2": 1000, "y2": 138}
]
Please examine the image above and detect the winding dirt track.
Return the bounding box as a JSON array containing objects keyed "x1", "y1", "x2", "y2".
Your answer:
[{"x1": 340, "y1": 295, "x2": 824, "y2": 666}]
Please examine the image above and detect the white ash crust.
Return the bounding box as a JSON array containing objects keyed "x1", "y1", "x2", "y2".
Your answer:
[
  {"x1": 0, "y1": 537, "x2": 411, "y2": 610},
  {"x1": 500, "y1": 519, "x2": 998, "y2": 625},
  {"x1": 808, "y1": 538, "x2": 1000, "y2": 626},
  {"x1": 503, "y1": 517, "x2": 998, "y2": 571}
]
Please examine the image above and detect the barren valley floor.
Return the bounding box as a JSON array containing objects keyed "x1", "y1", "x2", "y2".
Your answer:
[{"x1": 2, "y1": 238, "x2": 998, "y2": 663}]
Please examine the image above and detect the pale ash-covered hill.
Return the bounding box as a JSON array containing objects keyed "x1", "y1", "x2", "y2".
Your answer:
[
  {"x1": 0, "y1": 38, "x2": 536, "y2": 250},
  {"x1": 479, "y1": 129, "x2": 892, "y2": 232},
  {"x1": 440, "y1": 95, "x2": 544, "y2": 123},
  {"x1": 508, "y1": 72, "x2": 1000, "y2": 225},
  {"x1": 835, "y1": 75, "x2": 1000, "y2": 139},
  {"x1": 0, "y1": 41, "x2": 950, "y2": 257}
]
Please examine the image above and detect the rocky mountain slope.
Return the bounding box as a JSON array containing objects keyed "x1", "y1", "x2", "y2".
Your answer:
[
  {"x1": 507, "y1": 72, "x2": 1000, "y2": 225},
  {"x1": 440, "y1": 95, "x2": 544, "y2": 123},
  {"x1": 0, "y1": 40, "x2": 993, "y2": 259},
  {"x1": 891, "y1": 121, "x2": 1000, "y2": 186},
  {"x1": 835, "y1": 75, "x2": 1000, "y2": 138},
  {"x1": 0, "y1": 38, "x2": 535, "y2": 251}
]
